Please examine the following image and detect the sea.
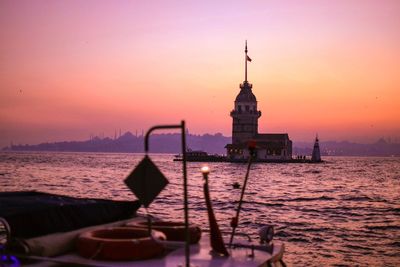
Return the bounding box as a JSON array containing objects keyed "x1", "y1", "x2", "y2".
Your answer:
[{"x1": 0, "y1": 152, "x2": 399, "y2": 266}]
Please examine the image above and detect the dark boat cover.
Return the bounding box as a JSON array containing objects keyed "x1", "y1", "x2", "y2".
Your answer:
[{"x1": 0, "y1": 191, "x2": 140, "y2": 238}]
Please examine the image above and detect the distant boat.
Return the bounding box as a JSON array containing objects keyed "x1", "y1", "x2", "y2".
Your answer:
[{"x1": 174, "y1": 149, "x2": 226, "y2": 162}]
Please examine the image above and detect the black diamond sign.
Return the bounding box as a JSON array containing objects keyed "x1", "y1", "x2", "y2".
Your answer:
[{"x1": 124, "y1": 155, "x2": 169, "y2": 208}]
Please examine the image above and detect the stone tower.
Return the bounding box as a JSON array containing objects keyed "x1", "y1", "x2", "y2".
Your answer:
[{"x1": 230, "y1": 41, "x2": 261, "y2": 144}]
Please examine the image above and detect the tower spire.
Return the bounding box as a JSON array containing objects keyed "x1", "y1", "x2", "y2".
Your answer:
[
  {"x1": 245, "y1": 40, "x2": 248, "y2": 82},
  {"x1": 244, "y1": 40, "x2": 252, "y2": 82}
]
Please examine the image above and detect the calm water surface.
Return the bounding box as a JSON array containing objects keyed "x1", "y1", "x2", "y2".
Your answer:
[{"x1": 1, "y1": 152, "x2": 399, "y2": 266}]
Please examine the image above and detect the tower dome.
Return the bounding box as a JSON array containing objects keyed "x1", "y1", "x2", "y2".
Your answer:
[{"x1": 235, "y1": 82, "x2": 257, "y2": 102}]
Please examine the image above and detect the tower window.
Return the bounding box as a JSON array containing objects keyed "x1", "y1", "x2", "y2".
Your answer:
[
  {"x1": 238, "y1": 105, "x2": 242, "y2": 112},
  {"x1": 245, "y1": 105, "x2": 249, "y2": 111}
]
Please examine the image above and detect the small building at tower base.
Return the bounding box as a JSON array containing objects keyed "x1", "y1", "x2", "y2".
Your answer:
[{"x1": 226, "y1": 132, "x2": 293, "y2": 162}]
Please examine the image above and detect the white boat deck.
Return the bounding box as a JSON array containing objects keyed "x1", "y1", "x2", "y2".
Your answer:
[
  {"x1": 25, "y1": 237, "x2": 283, "y2": 267},
  {"x1": 21, "y1": 218, "x2": 284, "y2": 267}
]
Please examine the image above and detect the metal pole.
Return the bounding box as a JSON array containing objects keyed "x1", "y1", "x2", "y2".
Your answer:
[
  {"x1": 144, "y1": 122, "x2": 190, "y2": 267},
  {"x1": 229, "y1": 152, "x2": 253, "y2": 246},
  {"x1": 245, "y1": 40, "x2": 248, "y2": 82},
  {"x1": 181, "y1": 121, "x2": 190, "y2": 267},
  {"x1": 144, "y1": 124, "x2": 182, "y2": 153}
]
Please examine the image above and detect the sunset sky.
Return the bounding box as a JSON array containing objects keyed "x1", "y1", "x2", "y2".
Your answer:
[{"x1": 1, "y1": 0, "x2": 399, "y2": 147}]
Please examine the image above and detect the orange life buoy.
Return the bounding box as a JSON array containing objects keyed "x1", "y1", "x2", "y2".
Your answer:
[
  {"x1": 126, "y1": 221, "x2": 201, "y2": 244},
  {"x1": 76, "y1": 227, "x2": 165, "y2": 261}
]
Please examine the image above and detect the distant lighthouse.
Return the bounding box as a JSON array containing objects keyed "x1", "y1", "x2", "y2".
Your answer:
[{"x1": 311, "y1": 135, "x2": 322, "y2": 162}]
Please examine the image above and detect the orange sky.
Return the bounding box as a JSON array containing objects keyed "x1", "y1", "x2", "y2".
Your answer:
[{"x1": 1, "y1": 0, "x2": 400, "y2": 147}]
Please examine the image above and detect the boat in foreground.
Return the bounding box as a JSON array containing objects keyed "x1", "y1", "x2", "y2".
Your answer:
[
  {"x1": 0, "y1": 121, "x2": 286, "y2": 266},
  {"x1": 0, "y1": 191, "x2": 284, "y2": 267}
]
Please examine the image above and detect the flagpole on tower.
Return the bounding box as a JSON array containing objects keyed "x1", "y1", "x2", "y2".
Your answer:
[{"x1": 245, "y1": 40, "x2": 248, "y2": 83}]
